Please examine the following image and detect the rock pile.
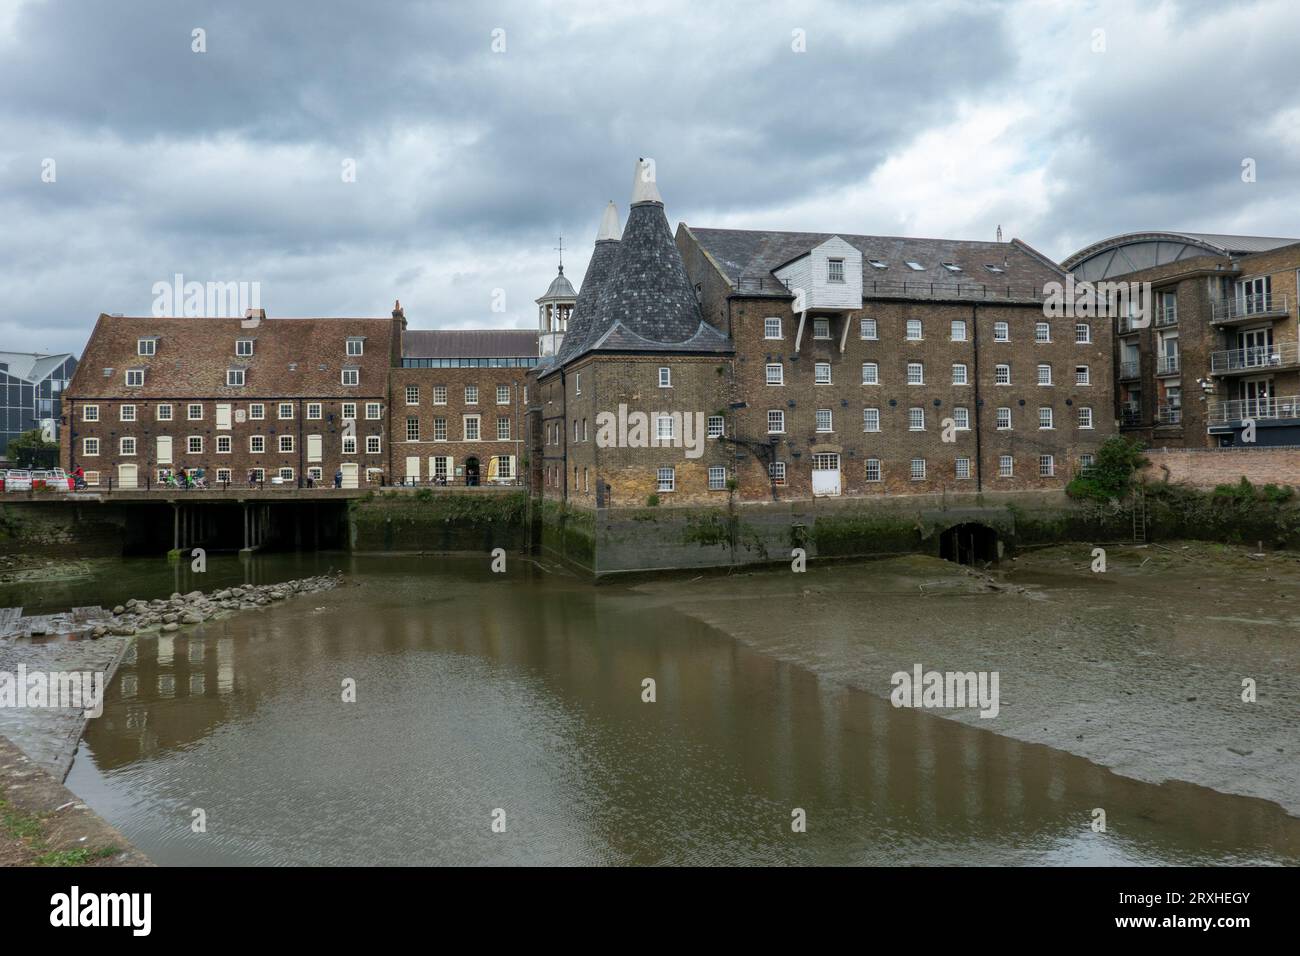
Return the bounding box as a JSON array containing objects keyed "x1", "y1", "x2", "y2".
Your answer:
[{"x1": 85, "y1": 573, "x2": 343, "y2": 639}]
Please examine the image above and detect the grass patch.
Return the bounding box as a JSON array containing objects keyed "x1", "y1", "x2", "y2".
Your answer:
[{"x1": 0, "y1": 795, "x2": 120, "y2": 867}]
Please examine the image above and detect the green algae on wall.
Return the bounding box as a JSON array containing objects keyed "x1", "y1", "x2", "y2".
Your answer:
[{"x1": 348, "y1": 492, "x2": 527, "y2": 552}]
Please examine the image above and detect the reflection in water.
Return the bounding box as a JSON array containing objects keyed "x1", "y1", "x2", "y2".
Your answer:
[{"x1": 54, "y1": 556, "x2": 1300, "y2": 866}]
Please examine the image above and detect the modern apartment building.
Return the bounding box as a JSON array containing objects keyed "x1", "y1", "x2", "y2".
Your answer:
[
  {"x1": 1062, "y1": 232, "x2": 1300, "y2": 446},
  {"x1": 0, "y1": 351, "x2": 77, "y2": 460}
]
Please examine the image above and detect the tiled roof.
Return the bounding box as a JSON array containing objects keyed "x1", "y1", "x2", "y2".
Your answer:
[
  {"x1": 68, "y1": 315, "x2": 400, "y2": 399},
  {"x1": 401, "y1": 329, "x2": 538, "y2": 359},
  {"x1": 685, "y1": 227, "x2": 1065, "y2": 300}
]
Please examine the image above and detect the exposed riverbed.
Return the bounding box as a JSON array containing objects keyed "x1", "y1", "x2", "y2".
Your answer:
[{"x1": 3, "y1": 548, "x2": 1284, "y2": 865}]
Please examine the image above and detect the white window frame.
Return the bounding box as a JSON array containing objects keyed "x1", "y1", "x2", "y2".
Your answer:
[
  {"x1": 83, "y1": 405, "x2": 99, "y2": 422},
  {"x1": 236, "y1": 338, "x2": 253, "y2": 357},
  {"x1": 995, "y1": 364, "x2": 1011, "y2": 385},
  {"x1": 815, "y1": 362, "x2": 832, "y2": 384},
  {"x1": 815, "y1": 408, "x2": 833, "y2": 432},
  {"x1": 1078, "y1": 406, "x2": 1094, "y2": 429},
  {"x1": 658, "y1": 367, "x2": 672, "y2": 388},
  {"x1": 766, "y1": 363, "x2": 784, "y2": 386},
  {"x1": 657, "y1": 467, "x2": 675, "y2": 492},
  {"x1": 767, "y1": 409, "x2": 785, "y2": 434},
  {"x1": 1039, "y1": 406, "x2": 1054, "y2": 430},
  {"x1": 907, "y1": 362, "x2": 924, "y2": 385},
  {"x1": 999, "y1": 455, "x2": 1014, "y2": 477},
  {"x1": 249, "y1": 435, "x2": 266, "y2": 454},
  {"x1": 366, "y1": 436, "x2": 382, "y2": 455},
  {"x1": 994, "y1": 322, "x2": 1009, "y2": 342},
  {"x1": 862, "y1": 362, "x2": 879, "y2": 385},
  {"x1": 341, "y1": 368, "x2": 360, "y2": 386},
  {"x1": 860, "y1": 318, "x2": 878, "y2": 340},
  {"x1": 952, "y1": 363, "x2": 968, "y2": 385},
  {"x1": 764, "y1": 317, "x2": 782, "y2": 339},
  {"x1": 906, "y1": 319, "x2": 922, "y2": 341},
  {"x1": 708, "y1": 466, "x2": 727, "y2": 491},
  {"x1": 863, "y1": 407, "x2": 880, "y2": 432},
  {"x1": 909, "y1": 407, "x2": 925, "y2": 431},
  {"x1": 865, "y1": 458, "x2": 881, "y2": 482},
  {"x1": 910, "y1": 458, "x2": 926, "y2": 481}
]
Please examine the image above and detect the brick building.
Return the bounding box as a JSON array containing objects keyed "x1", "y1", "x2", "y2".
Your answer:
[
  {"x1": 63, "y1": 311, "x2": 402, "y2": 488},
  {"x1": 390, "y1": 329, "x2": 538, "y2": 485},
  {"x1": 530, "y1": 161, "x2": 1113, "y2": 508},
  {"x1": 1062, "y1": 232, "x2": 1300, "y2": 447}
]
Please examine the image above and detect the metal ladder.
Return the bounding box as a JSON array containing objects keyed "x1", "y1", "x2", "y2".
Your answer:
[{"x1": 1132, "y1": 488, "x2": 1147, "y2": 543}]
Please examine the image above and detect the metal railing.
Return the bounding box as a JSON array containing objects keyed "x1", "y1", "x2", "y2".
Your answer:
[
  {"x1": 1156, "y1": 404, "x2": 1182, "y2": 425},
  {"x1": 733, "y1": 275, "x2": 1052, "y2": 301},
  {"x1": 1119, "y1": 360, "x2": 1140, "y2": 379},
  {"x1": 1153, "y1": 306, "x2": 1178, "y2": 328},
  {"x1": 56, "y1": 475, "x2": 524, "y2": 494},
  {"x1": 1156, "y1": 354, "x2": 1180, "y2": 375},
  {"x1": 1120, "y1": 402, "x2": 1142, "y2": 425},
  {"x1": 1209, "y1": 341, "x2": 1299, "y2": 374},
  {"x1": 1211, "y1": 292, "x2": 1290, "y2": 322},
  {"x1": 1207, "y1": 394, "x2": 1300, "y2": 425}
]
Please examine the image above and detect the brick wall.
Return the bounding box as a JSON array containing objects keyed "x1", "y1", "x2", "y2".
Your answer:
[{"x1": 1143, "y1": 446, "x2": 1300, "y2": 488}]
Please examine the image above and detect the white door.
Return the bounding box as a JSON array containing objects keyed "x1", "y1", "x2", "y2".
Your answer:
[
  {"x1": 405, "y1": 456, "x2": 420, "y2": 484},
  {"x1": 340, "y1": 462, "x2": 359, "y2": 489},
  {"x1": 118, "y1": 463, "x2": 138, "y2": 490},
  {"x1": 811, "y1": 453, "x2": 841, "y2": 497},
  {"x1": 215, "y1": 404, "x2": 232, "y2": 430},
  {"x1": 156, "y1": 436, "x2": 173, "y2": 465}
]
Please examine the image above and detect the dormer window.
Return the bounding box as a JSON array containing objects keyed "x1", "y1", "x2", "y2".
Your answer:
[
  {"x1": 137, "y1": 337, "x2": 157, "y2": 356},
  {"x1": 905, "y1": 261, "x2": 925, "y2": 271},
  {"x1": 868, "y1": 259, "x2": 888, "y2": 269},
  {"x1": 226, "y1": 368, "x2": 245, "y2": 386},
  {"x1": 941, "y1": 262, "x2": 962, "y2": 273},
  {"x1": 236, "y1": 339, "x2": 254, "y2": 356},
  {"x1": 346, "y1": 337, "x2": 364, "y2": 357},
  {"x1": 342, "y1": 367, "x2": 360, "y2": 386},
  {"x1": 827, "y1": 258, "x2": 845, "y2": 283},
  {"x1": 125, "y1": 369, "x2": 144, "y2": 387}
]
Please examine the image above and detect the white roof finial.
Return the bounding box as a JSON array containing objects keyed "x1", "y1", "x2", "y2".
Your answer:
[
  {"x1": 596, "y1": 201, "x2": 622, "y2": 241},
  {"x1": 630, "y1": 157, "x2": 662, "y2": 204}
]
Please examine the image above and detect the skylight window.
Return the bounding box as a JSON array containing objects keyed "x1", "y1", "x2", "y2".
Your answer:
[
  {"x1": 984, "y1": 264, "x2": 1006, "y2": 274},
  {"x1": 868, "y1": 259, "x2": 888, "y2": 269},
  {"x1": 941, "y1": 262, "x2": 962, "y2": 272},
  {"x1": 905, "y1": 261, "x2": 924, "y2": 271}
]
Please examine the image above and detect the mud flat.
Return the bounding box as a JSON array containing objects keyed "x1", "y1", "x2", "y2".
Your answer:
[{"x1": 635, "y1": 541, "x2": 1300, "y2": 816}]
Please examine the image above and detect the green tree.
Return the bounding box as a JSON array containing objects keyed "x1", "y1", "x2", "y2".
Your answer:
[
  {"x1": 1066, "y1": 435, "x2": 1148, "y2": 502},
  {"x1": 6, "y1": 428, "x2": 57, "y2": 467}
]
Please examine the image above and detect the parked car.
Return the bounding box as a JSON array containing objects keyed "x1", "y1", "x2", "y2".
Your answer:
[{"x1": 4, "y1": 469, "x2": 32, "y2": 492}]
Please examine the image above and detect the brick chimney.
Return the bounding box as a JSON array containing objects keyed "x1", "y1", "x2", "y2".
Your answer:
[{"x1": 392, "y1": 299, "x2": 407, "y2": 328}]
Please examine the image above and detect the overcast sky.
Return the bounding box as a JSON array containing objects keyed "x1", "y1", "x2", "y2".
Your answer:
[{"x1": 2, "y1": 0, "x2": 1298, "y2": 356}]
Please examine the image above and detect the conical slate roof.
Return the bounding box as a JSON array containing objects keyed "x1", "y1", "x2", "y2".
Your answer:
[
  {"x1": 582, "y1": 165, "x2": 718, "y2": 354},
  {"x1": 552, "y1": 202, "x2": 623, "y2": 367}
]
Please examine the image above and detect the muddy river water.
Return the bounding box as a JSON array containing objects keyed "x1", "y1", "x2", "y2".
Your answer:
[{"x1": 8, "y1": 548, "x2": 1295, "y2": 865}]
